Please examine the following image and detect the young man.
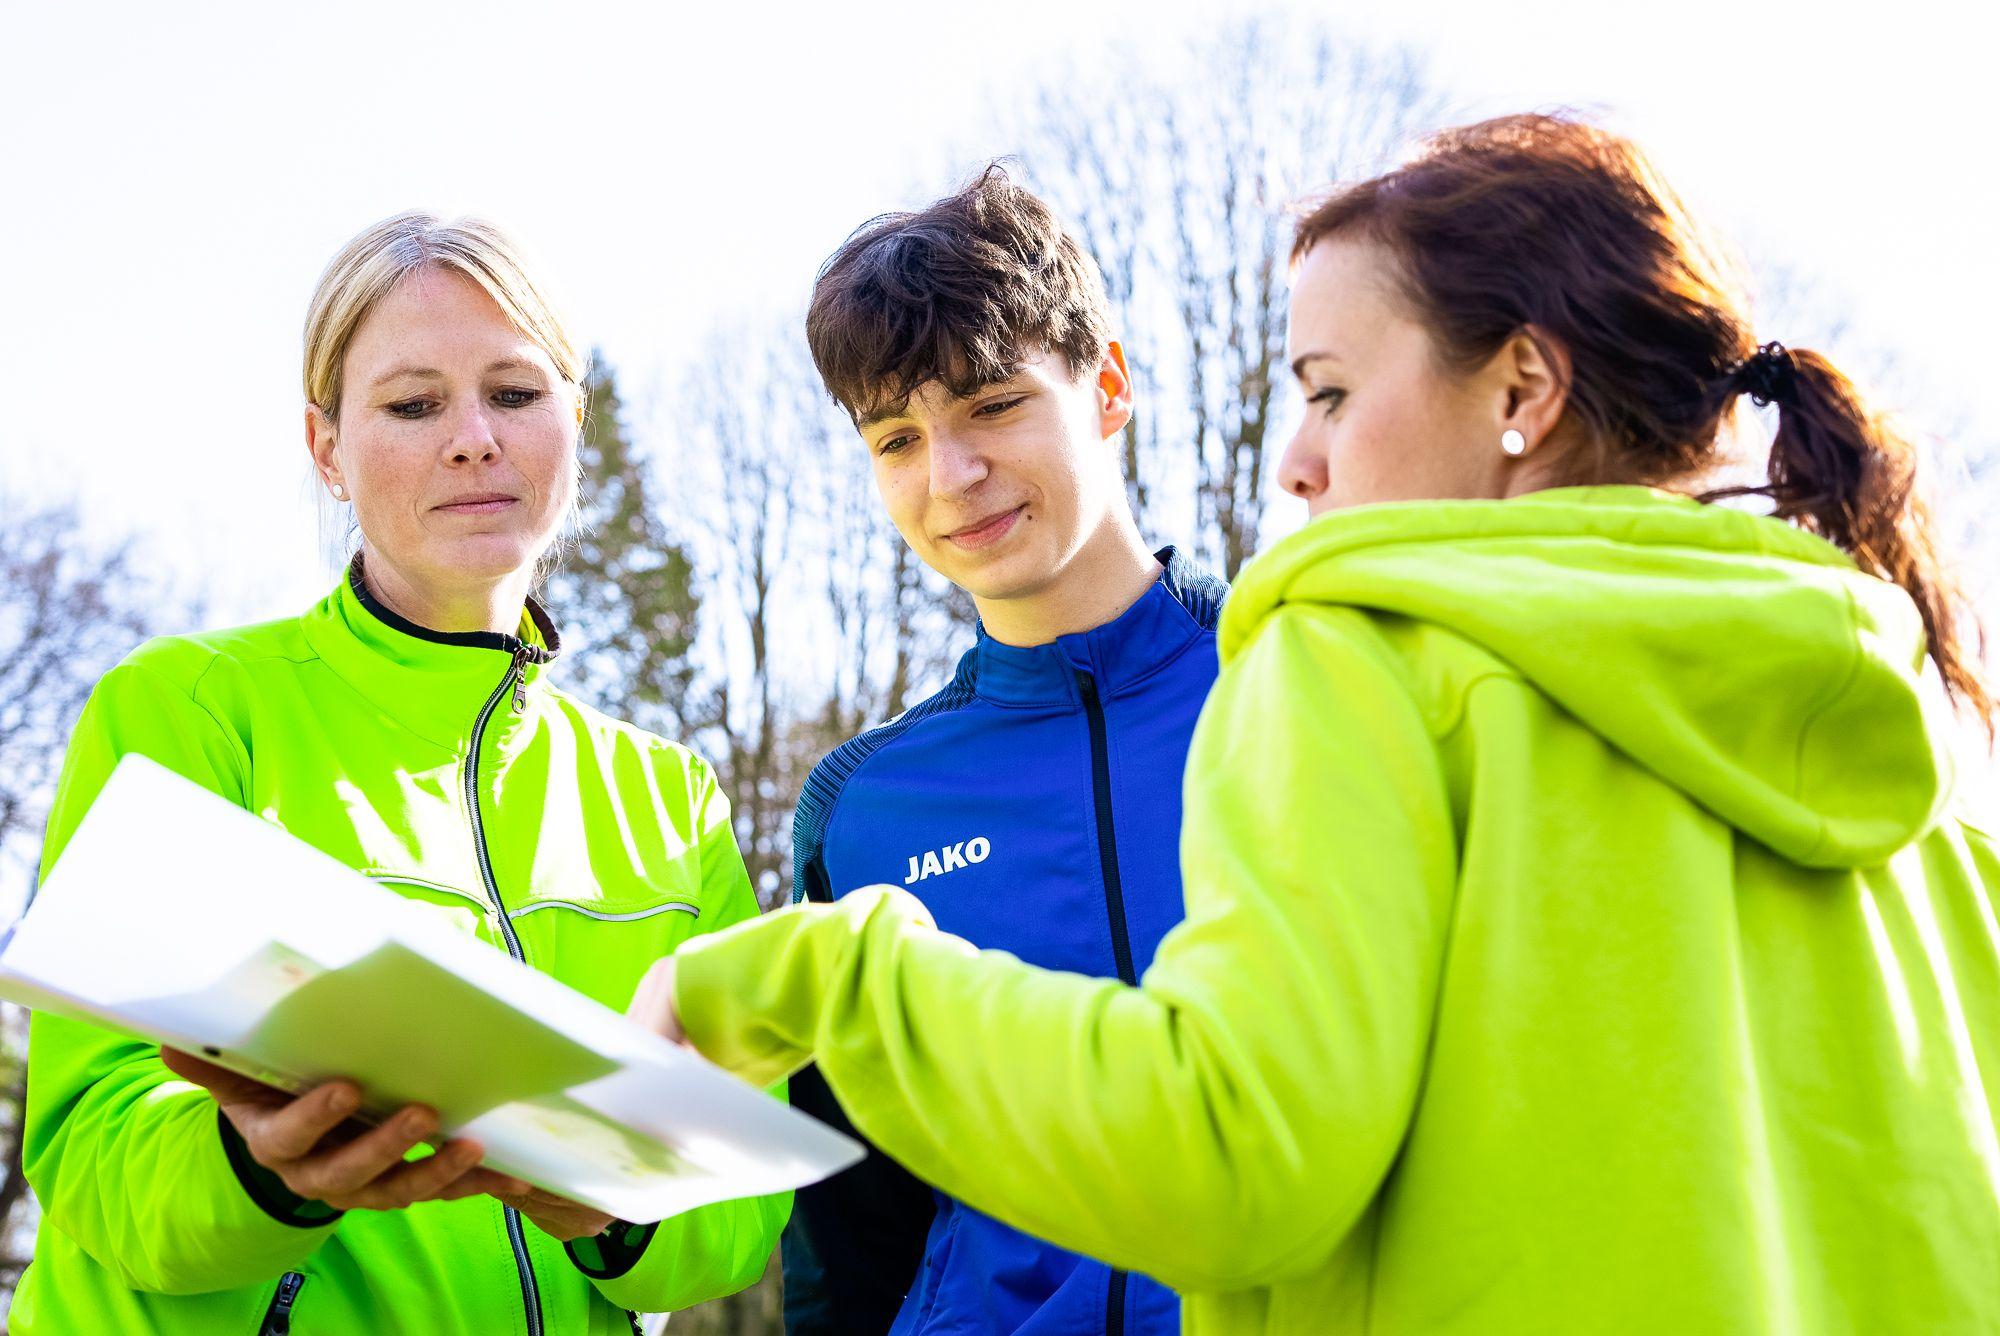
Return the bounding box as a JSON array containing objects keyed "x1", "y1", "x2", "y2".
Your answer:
[{"x1": 782, "y1": 166, "x2": 1225, "y2": 1335}]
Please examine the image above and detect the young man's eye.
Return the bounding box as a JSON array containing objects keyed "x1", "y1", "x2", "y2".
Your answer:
[
  {"x1": 493, "y1": 387, "x2": 542, "y2": 408},
  {"x1": 1307, "y1": 387, "x2": 1346, "y2": 416},
  {"x1": 974, "y1": 396, "x2": 1027, "y2": 417},
  {"x1": 877, "y1": 433, "x2": 916, "y2": 457}
]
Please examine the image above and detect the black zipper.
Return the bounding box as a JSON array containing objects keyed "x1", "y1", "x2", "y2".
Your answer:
[
  {"x1": 257, "y1": 1272, "x2": 304, "y2": 1335},
  {"x1": 464, "y1": 646, "x2": 543, "y2": 1336},
  {"x1": 1076, "y1": 669, "x2": 1133, "y2": 1336},
  {"x1": 1076, "y1": 672, "x2": 1138, "y2": 985}
]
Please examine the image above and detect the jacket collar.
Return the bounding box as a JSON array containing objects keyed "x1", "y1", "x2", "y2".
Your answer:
[
  {"x1": 298, "y1": 555, "x2": 562, "y2": 752},
  {"x1": 342, "y1": 556, "x2": 561, "y2": 663},
  {"x1": 965, "y1": 546, "x2": 1226, "y2": 707}
]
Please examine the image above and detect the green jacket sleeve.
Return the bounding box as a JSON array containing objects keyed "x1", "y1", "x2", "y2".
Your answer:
[
  {"x1": 564, "y1": 756, "x2": 790, "y2": 1312},
  {"x1": 23, "y1": 651, "x2": 341, "y2": 1294},
  {"x1": 673, "y1": 607, "x2": 1459, "y2": 1293}
]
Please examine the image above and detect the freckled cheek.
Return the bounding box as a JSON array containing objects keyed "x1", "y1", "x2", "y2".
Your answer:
[
  {"x1": 506, "y1": 423, "x2": 577, "y2": 501},
  {"x1": 344, "y1": 429, "x2": 439, "y2": 517}
]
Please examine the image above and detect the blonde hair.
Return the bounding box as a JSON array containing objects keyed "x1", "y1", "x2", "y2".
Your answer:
[
  {"x1": 303, "y1": 211, "x2": 587, "y2": 417},
  {"x1": 304, "y1": 212, "x2": 590, "y2": 583}
]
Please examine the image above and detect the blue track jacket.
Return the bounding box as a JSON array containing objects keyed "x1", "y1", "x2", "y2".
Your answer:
[{"x1": 782, "y1": 548, "x2": 1227, "y2": 1335}]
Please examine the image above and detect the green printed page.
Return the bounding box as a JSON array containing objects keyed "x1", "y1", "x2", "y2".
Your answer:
[{"x1": 229, "y1": 940, "x2": 617, "y2": 1124}]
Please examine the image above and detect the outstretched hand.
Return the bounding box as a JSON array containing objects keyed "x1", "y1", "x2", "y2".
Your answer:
[
  {"x1": 627, "y1": 956, "x2": 688, "y2": 1047},
  {"x1": 160, "y1": 1047, "x2": 529, "y2": 1213}
]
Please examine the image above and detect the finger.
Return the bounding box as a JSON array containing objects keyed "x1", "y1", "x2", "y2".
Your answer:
[
  {"x1": 286, "y1": 1104, "x2": 435, "y2": 1198},
  {"x1": 431, "y1": 1168, "x2": 532, "y2": 1203},
  {"x1": 434, "y1": 1178, "x2": 489, "y2": 1202},
  {"x1": 390, "y1": 1140, "x2": 510, "y2": 1203},
  {"x1": 346, "y1": 1136, "x2": 487, "y2": 1210},
  {"x1": 243, "y1": 1080, "x2": 368, "y2": 1160},
  {"x1": 469, "y1": 1169, "x2": 534, "y2": 1198},
  {"x1": 242, "y1": 1082, "x2": 364, "y2": 1164},
  {"x1": 550, "y1": 1206, "x2": 618, "y2": 1237},
  {"x1": 500, "y1": 1186, "x2": 614, "y2": 1235},
  {"x1": 519, "y1": 1205, "x2": 617, "y2": 1243},
  {"x1": 409, "y1": 1142, "x2": 528, "y2": 1201},
  {"x1": 435, "y1": 1169, "x2": 510, "y2": 1202}
]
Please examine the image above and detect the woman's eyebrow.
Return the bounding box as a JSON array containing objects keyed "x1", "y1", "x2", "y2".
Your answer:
[
  {"x1": 1289, "y1": 350, "x2": 1341, "y2": 379},
  {"x1": 369, "y1": 358, "x2": 547, "y2": 389},
  {"x1": 370, "y1": 364, "x2": 443, "y2": 388}
]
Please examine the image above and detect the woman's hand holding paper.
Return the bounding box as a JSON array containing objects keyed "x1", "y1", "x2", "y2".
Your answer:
[{"x1": 159, "y1": 1047, "x2": 530, "y2": 1213}]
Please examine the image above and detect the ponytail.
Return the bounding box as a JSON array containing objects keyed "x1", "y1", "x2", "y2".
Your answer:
[
  {"x1": 1709, "y1": 342, "x2": 1994, "y2": 736},
  {"x1": 1290, "y1": 114, "x2": 1990, "y2": 735}
]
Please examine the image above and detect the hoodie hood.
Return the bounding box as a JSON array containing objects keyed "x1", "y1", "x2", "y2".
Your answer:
[{"x1": 1224, "y1": 486, "x2": 1955, "y2": 868}]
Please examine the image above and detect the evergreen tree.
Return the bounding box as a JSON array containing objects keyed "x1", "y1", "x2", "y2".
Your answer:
[{"x1": 542, "y1": 357, "x2": 704, "y2": 738}]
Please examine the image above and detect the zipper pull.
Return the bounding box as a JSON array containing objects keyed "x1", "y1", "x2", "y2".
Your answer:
[
  {"x1": 260, "y1": 1271, "x2": 305, "y2": 1336},
  {"x1": 511, "y1": 648, "x2": 530, "y2": 714}
]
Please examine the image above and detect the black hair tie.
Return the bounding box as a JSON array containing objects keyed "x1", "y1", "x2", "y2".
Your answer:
[{"x1": 1733, "y1": 341, "x2": 1798, "y2": 407}]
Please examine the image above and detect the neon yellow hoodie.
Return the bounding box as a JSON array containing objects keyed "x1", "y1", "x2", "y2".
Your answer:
[{"x1": 674, "y1": 486, "x2": 2000, "y2": 1333}]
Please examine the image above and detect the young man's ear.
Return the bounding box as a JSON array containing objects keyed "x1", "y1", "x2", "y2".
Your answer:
[{"x1": 1096, "y1": 341, "x2": 1134, "y2": 439}]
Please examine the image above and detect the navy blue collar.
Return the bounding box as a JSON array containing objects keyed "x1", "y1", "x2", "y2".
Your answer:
[{"x1": 962, "y1": 546, "x2": 1226, "y2": 707}]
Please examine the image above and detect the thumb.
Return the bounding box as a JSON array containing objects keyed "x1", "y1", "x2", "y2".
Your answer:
[{"x1": 160, "y1": 1047, "x2": 284, "y2": 1106}]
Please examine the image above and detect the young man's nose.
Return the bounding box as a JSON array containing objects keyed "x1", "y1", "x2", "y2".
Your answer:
[{"x1": 928, "y1": 432, "x2": 990, "y2": 500}]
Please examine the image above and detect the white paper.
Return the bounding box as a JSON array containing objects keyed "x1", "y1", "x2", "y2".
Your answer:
[{"x1": 0, "y1": 754, "x2": 860, "y2": 1223}]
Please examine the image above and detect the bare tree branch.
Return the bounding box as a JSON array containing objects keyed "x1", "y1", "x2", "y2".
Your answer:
[
  {"x1": 1012, "y1": 19, "x2": 1445, "y2": 576},
  {"x1": 0, "y1": 498, "x2": 167, "y2": 1289}
]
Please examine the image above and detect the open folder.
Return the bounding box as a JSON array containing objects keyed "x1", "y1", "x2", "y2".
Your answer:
[{"x1": 0, "y1": 754, "x2": 861, "y2": 1223}]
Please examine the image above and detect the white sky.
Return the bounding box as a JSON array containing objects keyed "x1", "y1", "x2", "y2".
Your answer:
[{"x1": 0, "y1": 0, "x2": 1990, "y2": 623}]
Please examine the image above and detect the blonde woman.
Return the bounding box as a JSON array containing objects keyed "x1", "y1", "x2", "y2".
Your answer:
[{"x1": 11, "y1": 214, "x2": 784, "y2": 1334}]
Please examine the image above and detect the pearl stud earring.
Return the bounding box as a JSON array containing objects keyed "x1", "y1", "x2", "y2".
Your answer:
[
  {"x1": 1501, "y1": 429, "x2": 1527, "y2": 457},
  {"x1": 331, "y1": 483, "x2": 346, "y2": 500}
]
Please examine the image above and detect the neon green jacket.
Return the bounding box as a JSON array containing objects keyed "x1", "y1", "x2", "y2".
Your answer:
[
  {"x1": 674, "y1": 486, "x2": 2000, "y2": 1333},
  {"x1": 12, "y1": 565, "x2": 787, "y2": 1335}
]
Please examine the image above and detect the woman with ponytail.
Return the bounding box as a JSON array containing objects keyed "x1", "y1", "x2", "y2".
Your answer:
[{"x1": 632, "y1": 115, "x2": 2000, "y2": 1333}]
